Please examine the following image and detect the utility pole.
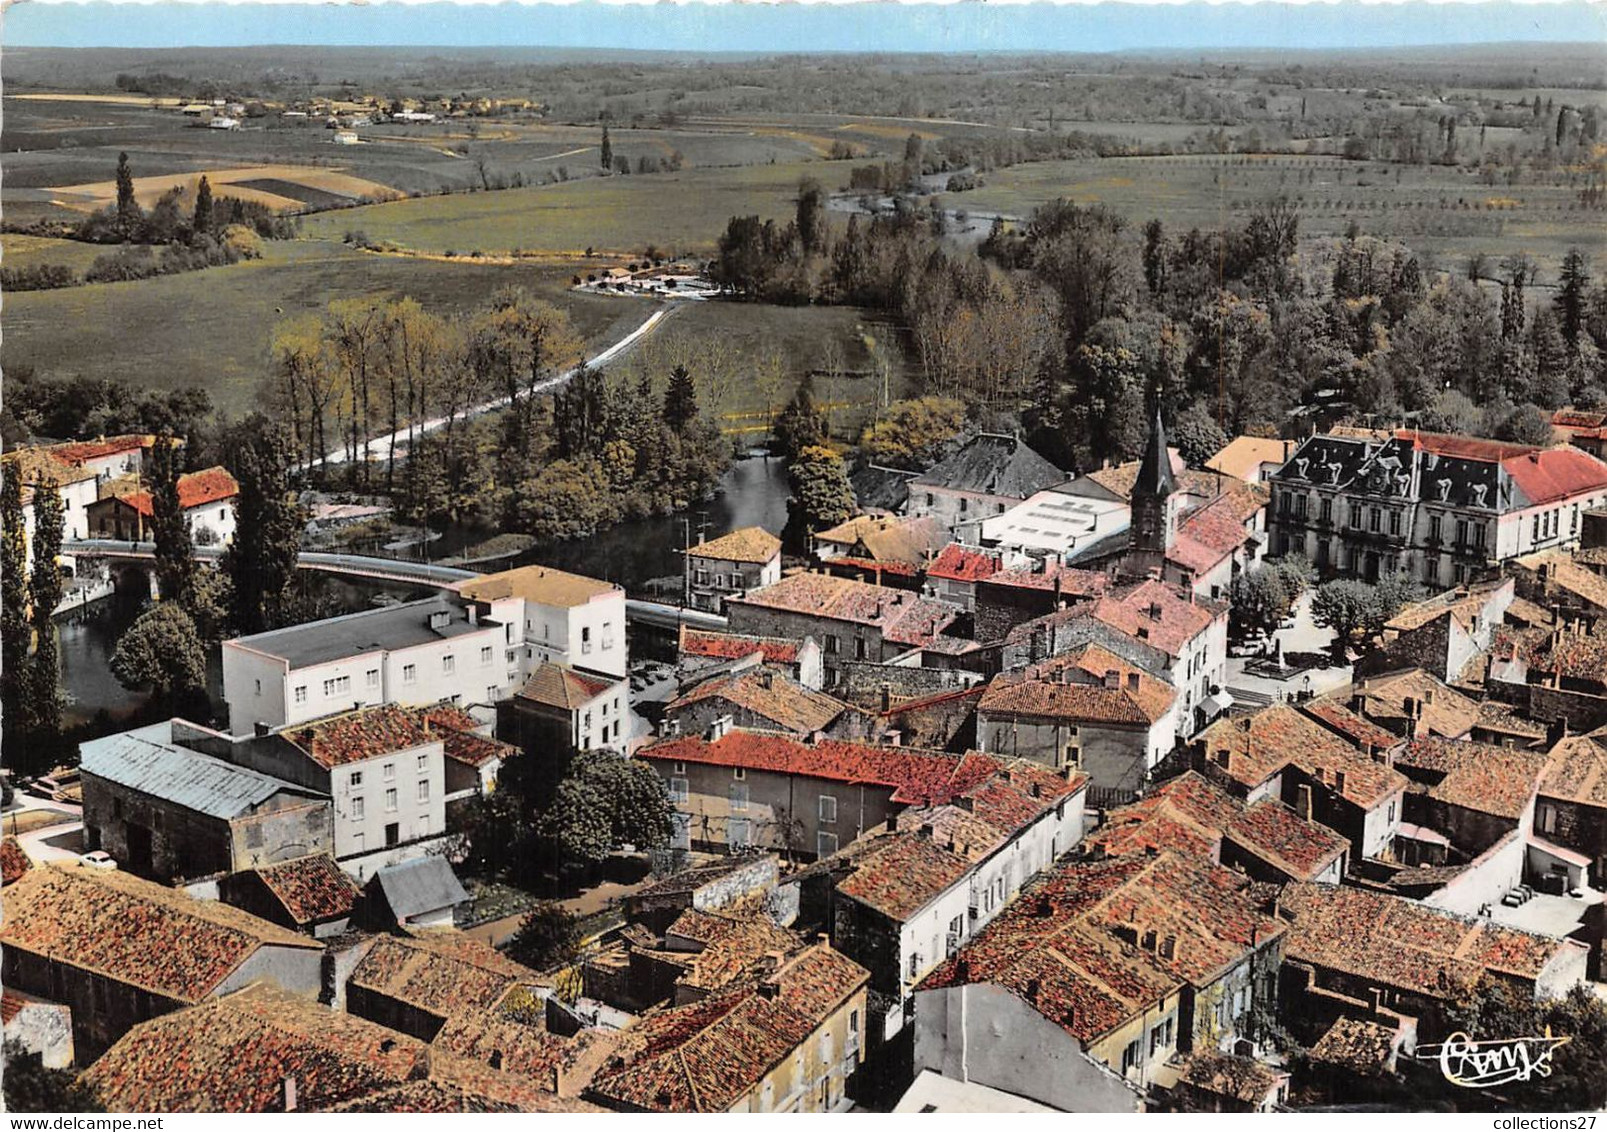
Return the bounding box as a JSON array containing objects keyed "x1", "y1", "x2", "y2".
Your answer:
[{"x1": 682, "y1": 517, "x2": 691, "y2": 608}]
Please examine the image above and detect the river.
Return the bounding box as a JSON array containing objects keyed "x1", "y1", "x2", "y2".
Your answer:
[{"x1": 57, "y1": 454, "x2": 792, "y2": 732}]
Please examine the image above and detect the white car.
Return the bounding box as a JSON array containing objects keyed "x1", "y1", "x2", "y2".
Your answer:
[{"x1": 79, "y1": 851, "x2": 118, "y2": 871}]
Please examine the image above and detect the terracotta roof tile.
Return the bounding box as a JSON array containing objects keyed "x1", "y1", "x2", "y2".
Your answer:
[
  {"x1": 815, "y1": 515, "x2": 947, "y2": 566},
  {"x1": 1205, "y1": 437, "x2": 1294, "y2": 481},
  {"x1": 730, "y1": 574, "x2": 960, "y2": 647},
  {"x1": 1541, "y1": 734, "x2": 1607, "y2": 808},
  {"x1": 1308, "y1": 1017, "x2": 1398, "y2": 1075},
  {"x1": 1354, "y1": 669, "x2": 1481, "y2": 739},
  {"x1": 47, "y1": 434, "x2": 157, "y2": 465},
  {"x1": 1300, "y1": 699, "x2": 1403, "y2": 753},
  {"x1": 1398, "y1": 738, "x2": 1550, "y2": 819},
  {"x1": 282, "y1": 704, "x2": 435, "y2": 769},
  {"x1": 1176, "y1": 1050, "x2": 1285, "y2": 1103},
  {"x1": 1225, "y1": 800, "x2": 1348, "y2": 880},
  {"x1": 1, "y1": 836, "x2": 34, "y2": 886},
  {"x1": 667, "y1": 669, "x2": 845, "y2": 735},
  {"x1": 116, "y1": 466, "x2": 239, "y2": 518},
  {"x1": 981, "y1": 643, "x2": 1176, "y2": 726},
  {"x1": 252, "y1": 854, "x2": 360, "y2": 926},
  {"x1": 679, "y1": 627, "x2": 801, "y2": 664},
  {"x1": 1197, "y1": 705, "x2": 1407, "y2": 808},
  {"x1": 457, "y1": 565, "x2": 620, "y2": 608},
  {"x1": 685, "y1": 526, "x2": 782, "y2": 565},
  {"x1": 516, "y1": 663, "x2": 619, "y2": 711},
  {"x1": 926, "y1": 544, "x2": 1004, "y2": 583},
  {"x1": 351, "y1": 931, "x2": 547, "y2": 1020}
]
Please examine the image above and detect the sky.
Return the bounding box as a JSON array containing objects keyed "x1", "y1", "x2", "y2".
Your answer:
[{"x1": 4, "y1": 0, "x2": 1603, "y2": 51}]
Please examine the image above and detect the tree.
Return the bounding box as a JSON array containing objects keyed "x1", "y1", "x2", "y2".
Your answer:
[
  {"x1": 1428, "y1": 979, "x2": 1607, "y2": 1111},
  {"x1": 663, "y1": 364, "x2": 699, "y2": 434},
  {"x1": 772, "y1": 377, "x2": 829, "y2": 459},
  {"x1": 25, "y1": 474, "x2": 65, "y2": 764},
  {"x1": 1170, "y1": 403, "x2": 1229, "y2": 467},
  {"x1": 1, "y1": 465, "x2": 29, "y2": 750},
  {"x1": 504, "y1": 903, "x2": 582, "y2": 971},
  {"x1": 114, "y1": 151, "x2": 140, "y2": 239},
  {"x1": 1310, "y1": 578, "x2": 1375, "y2": 657},
  {"x1": 1555, "y1": 248, "x2": 1591, "y2": 355},
  {"x1": 796, "y1": 177, "x2": 827, "y2": 256},
  {"x1": 1230, "y1": 568, "x2": 1291, "y2": 642},
  {"x1": 2, "y1": 1040, "x2": 103, "y2": 1113},
  {"x1": 110, "y1": 603, "x2": 209, "y2": 714},
  {"x1": 221, "y1": 416, "x2": 303, "y2": 636},
  {"x1": 600, "y1": 124, "x2": 612, "y2": 171},
  {"x1": 192, "y1": 174, "x2": 213, "y2": 236},
  {"x1": 148, "y1": 433, "x2": 194, "y2": 609},
  {"x1": 1495, "y1": 403, "x2": 1555, "y2": 447},
  {"x1": 537, "y1": 750, "x2": 672, "y2": 867},
  {"x1": 784, "y1": 444, "x2": 856, "y2": 552},
  {"x1": 858, "y1": 397, "x2": 967, "y2": 470},
  {"x1": 1370, "y1": 573, "x2": 1425, "y2": 634}
]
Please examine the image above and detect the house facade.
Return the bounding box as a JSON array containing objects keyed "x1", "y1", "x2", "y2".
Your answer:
[
  {"x1": 457, "y1": 563, "x2": 629, "y2": 680},
  {"x1": 85, "y1": 466, "x2": 239, "y2": 545},
  {"x1": 905, "y1": 433, "x2": 1067, "y2": 543},
  {"x1": 681, "y1": 527, "x2": 783, "y2": 614}
]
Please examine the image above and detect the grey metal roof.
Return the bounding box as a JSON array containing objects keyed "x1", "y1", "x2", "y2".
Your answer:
[
  {"x1": 371, "y1": 855, "x2": 468, "y2": 918},
  {"x1": 79, "y1": 723, "x2": 319, "y2": 820},
  {"x1": 226, "y1": 594, "x2": 494, "y2": 669}
]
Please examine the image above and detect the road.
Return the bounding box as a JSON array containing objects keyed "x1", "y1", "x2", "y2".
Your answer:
[{"x1": 304, "y1": 305, "x2": 672, "y2": 471}]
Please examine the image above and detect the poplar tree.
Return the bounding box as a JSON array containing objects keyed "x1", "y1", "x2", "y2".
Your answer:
[
  {"x1": 1, "y1": 467, "x2": 30, "y2": 746},
  {"x1": 26, "y1": 476, "x2": 65, "y2": 763},
  {"x1": 149, "y1": 434, "x2": 194, "y2": 608}
]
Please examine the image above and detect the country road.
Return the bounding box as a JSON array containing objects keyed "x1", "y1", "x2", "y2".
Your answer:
[{"x1": 304, "y1": 304, "x2": 673, "y2": 471}]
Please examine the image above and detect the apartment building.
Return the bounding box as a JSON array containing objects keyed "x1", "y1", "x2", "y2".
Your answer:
[{"x1": 457, "y1": 563, "x2": 628, "y2": 680}]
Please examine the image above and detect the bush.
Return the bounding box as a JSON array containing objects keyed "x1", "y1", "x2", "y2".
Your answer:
[
  {"x1": 504, "y1": 903, "x2": 582, "y2": 972},
  {"x1": 0, "y1": 263, "x2": 78, "y2": 291}
]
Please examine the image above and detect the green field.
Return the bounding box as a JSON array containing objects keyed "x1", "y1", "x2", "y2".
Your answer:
[
  {"x1": 300, "y1": 160, "x2": 838, "y2": 257},
  {"x1": 0, "y1": 239, "x2": 647, "y2": 415},
  {"x1": 1, "y1": 233, "x2": 117, "y2": 273}
]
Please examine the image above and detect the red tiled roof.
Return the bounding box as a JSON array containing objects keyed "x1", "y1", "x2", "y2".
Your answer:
[
  {"x1": 730, "y1": 573, "x2": 960, "y2": 648},
  {"x1": 48, "y1": 434, "x2": 157, "y2": 465},
  {"x1": 835, "y1": 834, "x2": 972, "y2": 921},
  {"x1": 416, "y1": 703, "x2": 514, "y2": 769},
  {"x1": 1085, "y1": 580, "x2": 1222, "y2": 658},
  {"x1": 1542, "y1": 733, "x2": 1607, "y2": 809},
  {"x1": 667, "y1": 669, "x2": 845, "y2": 735},
  {"x1": 685, "y1": 526, "x2": 782, "y2": 565},
  {"x1": 588, "y1": 943, "x2": 868, "y2": 1112},
  {"x1": 116, "y1": 466, "x2": 240, "y2": 518},
  {"x1": 1, "y1": 836, "x2": 33, "y2": 886},
  {"x1": 1502, "y1": 446, "x2": 1607, "y2": 506},
  {"x1": 1197, "y1": 705, "x2": 1407, "y2": 809},
  {"x1": 1397, "y1": 738, "x2": 1549, "y2": 820},
  {"x1": 351, "y1": 932, "x2": 546, "y2": 1020},
  {"x1": 283, "y1": 704, "x2": 434, "y2": 769},
  {"x1": 979, "y1": 560, "x2": 1109, "y2": 596},
  {"x1": 516, "y1": 663, "x2": 618, "y2": 711},
  {"x1": 1278, "y1": 882, "x2": 1573, "y2": 998},
  {"x1": 926, "y1": 544, "x2": 1003, "y2": 584},
  {"x1": 1225, "y1": 800, "x2": 1348, "y2": 880},
  {"x1": 432, "y1": 1004, "x2": 614, "y2": 1093},
  {"x1": 1300, "y1": 699, "x2": 1403, "y2": 753},
  {"x1": 252, "y1": 853, "x2": 359, "y2": 926},
  {"x1": 0, "y1": 864, "x2": 317, "y2": 1004},
  {"x1": 1394, "y1": 430, "x2": 1538, "y2": 462},
  {"x1": 981, "y1": 644, "x2": 1176, "y2": 726},
  {"x1": 679, "y1": 627, "x2": 801, "y2": 664}
]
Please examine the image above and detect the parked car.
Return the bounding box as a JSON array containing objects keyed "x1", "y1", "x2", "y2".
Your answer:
[{"x1": 80, "y1": 851, "x2": 118, "y2": 871}]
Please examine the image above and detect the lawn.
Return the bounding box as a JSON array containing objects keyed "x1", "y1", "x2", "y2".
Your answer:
[
  {"x1": 0, "y1": 238, "x2": 650, "y2": 416},
  {"x1": 299, "y1": 159, "x2": 840, "y2": 257},
  {"x1": 1, "y1": 232, "x2": 116, "y2": 273}
]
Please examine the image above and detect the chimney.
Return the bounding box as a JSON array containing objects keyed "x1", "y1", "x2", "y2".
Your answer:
[
  {"x1": 283, "y1": 1076, "x2": 299, "y2": 1113},
  {"x1": 1547, "y1": 716, "x2": 1570, "y2": 747},
  {"x1": 757, "y1": 982, "x2": 780, "y2": 1000},
  {"x1": 1296, "y1": 783, "x2": 1314, "y2": 822},
  {"x1": 1423, "y1": 687, "x2": 1435, "y2": 705},
  {"x1": 808, "y1": 730, "x2": 824, "y2": 745},
  {"x1": 708, "y1": 714, "x2": 733, "y2": 742},
  {"x1": 954, "y1": 795, "x2": 975, "y2": 813},
  {"x1": 467, "y1": 604, "x2": 479, "y2": 626},
  {"x1": 1149, "y1": 601, "x2": 1163, "y2": 620},
  {"x1": 886, "y1": 729, "x2": 903, "y2": 747},
  {"x1": 1334, "y1": 770, "x2": 1347, "y2": 796},
  {"x1": 1025, "y1": 977, "x2": 1043, "y2": 1003},
  {"x1": 1159, "y1": 934, "x2": 1177, "y2": 961},
  {"x1": 1215, "y1": 748, "x2": 1232, "y2": 769},
  {"x1": 1127, "y1": 672, "x2": 1140, "y2": 692},
  {"x1": 759, "y1": 670, "x2": 774, "y2": 690}
]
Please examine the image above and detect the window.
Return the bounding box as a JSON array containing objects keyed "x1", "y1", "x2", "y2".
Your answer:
[
  {"x1": 385, "y1": 788, "x2": 398, "y2": 812},
  {"x1": 817, "y1": 831, "x2": 839, "y2": 857},
  {"x1": 1389, "y1": 509, "x2": 1401, "y2": 535},
  {"x1": 352, "y1": 796, "x2": 365, "y2": 820},
  {"x1": 925, "y1": 493, "x2": 934, "y2": 508},
  {"x1": 673, "y1": 761, "x2": 687, "y2": 774},
  {"x1": 384, "y1": 762, "x2": 395, "y2": 780},
  {"x1": 1348, "y1": 503, "x2": 1362, "y2": 529},
  {"x1": 1149, "y1": 1018, "x2": 1173, "y2": 1055},
  {"x1": 1121, "y1": 1039, "x2": 1142, "y2": 1076},
  {"x1": 959, "y1": 497, "x2": 968, "y2": 513},
  {"x1": 825, "y1": 634, "x2": 840, "y2": 654},
  {"x1": 1430, "y1": 513, "x2": 1443, "y2": 541},
  {"x1": 254, "y1": 678, "x2": 262, "y2": 695},
  {"x1": 488, "y1": 686, "x2": 500, "y2": 702},
  {"x1": 1537, "y1": 803, "x2": 1558, "y2": 835},
  {"x1": 323, "y1": 675, "x2": 351, "y2": 697},
  {"x1": 819, "y1": 795, "x2": 837, "y2": 823},
  {"x1": 729, "y1": 783, "x2": 749, "y2": 812},
  {"x1": 669, "y1": 777, "x2": 689, "y2": 803},
  {"x1": 1388, "y1": 798, "x2": 1397, "y2": 824},
  {"x1": 1368, "y1": 507, "x2": 1381, "y2": 532},
  {"x1": 727, "y1": 816, "x2": 751, "y2": 848},
  {"x1": 403, "y1": 664, "x2": 417, "y2": 685},
  {"x1": 908, "y1": 953, "x2": 921, "y2": 980},
  {"x1": 1320, "y1": 497, "x2": 1332, "y2": 524},
  {"x1": 384, "y1": 822, "x2": 399, "y2": 848},
  {"x1": 694, "y1": 568, "x2": 709, "y2": 585},
  {"x1": 602, "y1": 622, "x2": 614, "y2": 649},
  {"x1": 417, "y1": 753, "x2": 428, "y2": 770},
  {"x1": 442, "y1": 654, "x2": 455, "y2": 674},
  {"x1": 350, "y1": 771, "x2": 363, "y2": 787},
  {"x1": 294, "y1": 685, "x2": 308, "y2": 705},
  {"x1": 353, "y1": 830, "x2": 365, "y2": 853},
  {"x1": 366, "y1": 668, "x2": 380, "y2": 688},
  {"x1": 480, "y1": 646, "x2": 492, "y2": 666},
  {"x1": 582, "y1": 627, "x2": 592, "y2": 655},
  {"x1": 417, "y1": 780, "x2": 430, "y2": 803},
  {"x1": 1534, "y1": 514, "x2": 1542, "y2": 540},
  {"x1": 1474, "y1": 521, "x2": 1487, "y2": 548},
  {"x1": 733, "y1": 767, "x2": 746, "y2": 781},
  {"x1": 855, "y1": 637, "x2": 868, "y2": 660}
]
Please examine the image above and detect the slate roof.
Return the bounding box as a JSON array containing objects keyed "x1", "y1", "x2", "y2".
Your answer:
[
  {"x1": 516, "y1": 662, "x2": 618, "y2": 711},
  {"x1": 350, "y1": 931, "x2": 544, "y2": 1018},
  {"x1": 231, "y1": 595, "x2": 489, "y2": 670},
  {"x1": 667, "y1": 668, "x2": 845, "y2": 735},
  {"x1": 922, "y1": 853, "x2": 1282, "y2": 1044},
  {"x1": 1397, "y1": 738, "x2": 1549, "y2": 819},
  {"x1": 678, "y1": 626, "x2": 802, "y2": 664},
  {"x1": 685, "y1": 526, "x2": 782, "y2": 565},
  {"x1": 84, "y1": 987, "x2": 426, "y2": 1112},
  {"x1": 1277, "y1": 882, "x2": 1573, "y2": 998},
  {"x1": 252, "y1": 854, "x2": 359, "y2": 926},
  {"x1": 850, "y1": 463, "x2": 917, "y2": 513},
  {"x1": 0, "y1": 864, "x2": 318, "y2": 1003},
  {"x1": 587, "y1": 943, "x2": 868, "y2": 1112},
  {"x1": 369, "y1": 856, "x2": 470, "y2": 920},
  {"x1": 80, "y1": 723, "x2": 318, "y2": 819},
  {"x1": 909, "y1": 434, "x2": 1065, "y2": 499},
  {"x1": 457, "y1": 564, "x2": 620, "y2": 608}
]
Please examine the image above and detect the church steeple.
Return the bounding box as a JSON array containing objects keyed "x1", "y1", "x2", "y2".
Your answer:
[{"x1": 1125, "y1": 407, "x2": 1179, "y2": 578}]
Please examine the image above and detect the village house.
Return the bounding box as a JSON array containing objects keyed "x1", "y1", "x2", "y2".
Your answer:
[
  {"x1": 1392, "y1": 737, "x2": 1550, "y2": 861},
  {"x1": 1269, "y1": 430, "x2": 1607, "y2": 584},
  {"x1": 0, "y1": 863, "x2": 323, "y2": 1061},
  {"x1": 1346, "y1": 668, "x2": 1481, "y2": 741},
  {"x1": 456, "y1": 562, "x2": 628, "y2": 680},
  {"x1": 976, "y1": 643, "x2": 1179, "y2": 801},
  {"x1": 795, "y1": 759, "x2": 1087, "y2": 1046},
  {"x1": 430, "y1": 997, "x2": 619, "y2": 1101},
  {"x1": 913, "y1": 851, "x2": 1286, "y2": 1110},
  {"x1": 45, "y1": 433, "x2": 158, "y2": 484},
  {"x1": 221, "y1": 593, "x2": 510, "y2": 736},
  {"x1": 1534, "y1": 730, "x2": 1607, "y2": 892},
  {"x1": 501, "y1": 661, "x2": 629, "y2": 756},
  {"x1": 904, "y1": 433, "x2": 1067, "y2": 542},
  {"x1": 677, "y1": 625, "x2": 824, "y2": 691},
  {"x1": 1356, "y1": 577, "x2": 1515, "y2": 683},
  {"x1": 1193, "y1": 704, "x2": 1408, "y2": 862},
  {"x1": 626, "y1": 854, "x2": 785, "y2": 933},
  {"x1": 850, "y1": 464, "x2": 917, "y2": 518},
  {"x1": 1161, "y1": 481, "x2": 1272, "y2": 601},
  {"x1": 1512, "y1": 548, "x2": 1607, "y2": 627},
  {"x1": 681, "y1": 526, "x2": 783, "y2": 614},
  {"x1": 346, "y1": 931, "x2": 549, "y2": 1043},
  {"x1": 356, "y1": 856, "x2": 470, "y2": 931},
  {"x1": 2, "y1": 448, "x2": 99, "y2": 574},
  {"x1": 922, "y1": 544, "x2": 1009, "y2": 612},
  {"x1": 79, "y1": 719, "x2": 333, "y2": 882},
  {"x1": 1165, "y1": 1051, "x2": 1290, "y2": 1112},
  {"x1": 1275, "y1": 882, "x2": 1590, "y2": 1048},
  {"x1": 974, "y1": 558, "x2": 1110, "y2": 643},
  {"x1": 1205, "y1": 436, "x2": 1297, "y2": 485},
  {"x1": 1490, "y1": 621, "x2": 1607, "y2": 732},
  {"x1": 217, "y1": 852, "x2": 361, "y2": 937},
  {"x1": 664, "y1": 667, "x2": 850, "y2": 739},
  {"x1": 1086, "y1": 771, "x2": 1350, "y2": 886},
  {"x1": 86, "y1": 465, "x2": 239, "y2": 545},
  {"x1": 1006, "y1": 579, "x2": 1229, "y2": 736},
  {"x1": 586, "y1": 941, "x2": 870, "y2": 1113},
  {"x1": 726, "y1": 573, "x2": 963, "y2": 686}
]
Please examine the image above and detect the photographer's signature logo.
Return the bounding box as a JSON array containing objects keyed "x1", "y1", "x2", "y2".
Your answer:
[{"x1": 1413, "y1": 1029, "x2": 1570, "y2": 1088}]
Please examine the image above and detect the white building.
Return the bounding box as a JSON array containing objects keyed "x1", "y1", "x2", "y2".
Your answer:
[
  {"x1": 85, "y1": 466, "x2": 239, "y2": 546},
  {"x1": 3, "y1": 449, "x2": 100, "y2": 575},
  {"x1": 221, "y1": 594, "x2": 510, "y2": 737},
  {"x1": 457, "y1": 564, "x2": 628, "y2": 680},
  {"x1": 683, "y1": 527, "x2": 783, "y2": 614}
]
